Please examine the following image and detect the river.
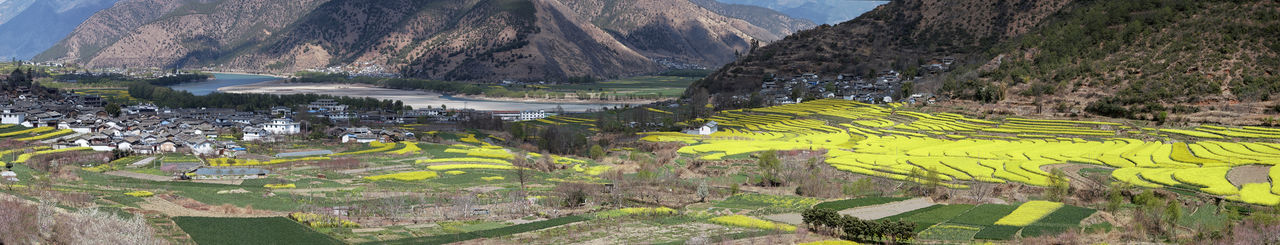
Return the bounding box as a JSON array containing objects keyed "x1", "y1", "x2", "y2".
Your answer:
[
  {"x1": 166, "y1": 73, "x2": 282, "y2": 96},
  {"x1": 212, "y1": 78, "x2": 640, "y2": 112}
]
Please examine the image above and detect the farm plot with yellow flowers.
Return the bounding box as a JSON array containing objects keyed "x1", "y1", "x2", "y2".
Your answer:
[{"x1": 642, "y1": 99, "x2": 1280, "y2": 205}]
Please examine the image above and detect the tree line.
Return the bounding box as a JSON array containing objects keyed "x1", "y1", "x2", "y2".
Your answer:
[
  {"x1": 801, "y1": 207, "x2": 916, "y2": 243},
  {"x1": 293, "y1": 72, "x2": 487, "y2": 95},
  {"x1": 126, "y1": 83, "x2": 410, "y2": 112}
]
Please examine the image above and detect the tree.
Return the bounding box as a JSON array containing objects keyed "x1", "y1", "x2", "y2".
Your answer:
[
  {"x1": 1164, "y1": 199, "x2": 1182, "y2": 233},
  {"x1": 1107, "y1": 186, "x2": 1125, "y2": 211},
  {"x1": 899, "y1": 81, "x2": 914, "y2": 101},
  {"x1": 1046, "y1": 168, "x2": 1070, "y2": 201},
  {"x1": 104, "y1": 103, "x2": 121, "y2": 117},
  {"x1": 756, "y1": 150, "x2": 781, "y2": 186},
  {"x1": 696, "y1": 180, "x2": 709, "y2": 203},
  {"x1": 588, "y1": 145, "x2": 605, "y2": 160},
  {"x1": 513, "y1": 152, "x2": 530, "y2": 190}
]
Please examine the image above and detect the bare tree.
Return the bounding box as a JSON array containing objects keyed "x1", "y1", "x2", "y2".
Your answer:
[{"x1": 512, "y1": 152, "x2": 529, "y2": 191}]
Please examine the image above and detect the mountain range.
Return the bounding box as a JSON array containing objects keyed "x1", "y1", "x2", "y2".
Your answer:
[
  {"x1": 35, "y1": 0, "x2": 814, "y2": 82},
  {"x1": 0, "y1": 0, "x2": 118, "y2": 60}
]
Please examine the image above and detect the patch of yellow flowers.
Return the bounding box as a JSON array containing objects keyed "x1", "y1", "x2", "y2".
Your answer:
[
  {"x1": 994, "y1": 201, "x2": 1063, "y2": 226},
  {"x1": 709, "y1": 215, "x2": 796, "y2": 232}
]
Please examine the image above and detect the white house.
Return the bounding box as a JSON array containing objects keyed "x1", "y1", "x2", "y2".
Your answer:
[
  {"x1": 684, "y1": 121, "x2": 718, "y2": 135},
  {"x1": 341, "y1": 134, "x2": 379, "y2": 144},
  {"x1": 308, "y1": 99, "x2": 348, "y2": 112},
  {"x1": 116, "y1": 141, "x2": 133, "y2": 151},
  {"x1": 242, "y1": 127, "x2": 270, "y2": 141},
  {"x1": 191, "y1": 141, "x2": 216, "y2": 156},
  {"x1": 262, "y1": 118, "x2": 301, "y2": 135},
  {"x1": 520, "y1": 110, "x2": 548, "y2": 121},
  {"x1": 1, "y1": 110, "x2": 25, "y2": 125}
]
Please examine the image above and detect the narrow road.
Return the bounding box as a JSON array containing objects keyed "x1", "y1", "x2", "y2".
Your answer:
[{"x1": 131, "y1": 156, "x2": 158, "y2": 167}]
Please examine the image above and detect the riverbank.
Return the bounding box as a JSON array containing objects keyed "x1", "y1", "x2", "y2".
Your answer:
[
  {"x1": 217, "y1": 80, "x2": 639, "y2": 112},
  {"x1": 200, "y1": 70, "x2": 289, "y2": 78}
]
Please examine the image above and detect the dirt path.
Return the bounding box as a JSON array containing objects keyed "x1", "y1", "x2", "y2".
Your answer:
[
  {"x1": 1227, "y1": 165, "x2": 1271, "y2": 186},
  {"x1": 838, "y1": 197, "x2": 934, "y2": 220},
  {"x1": 1041, "y1": 163, "x2": 1107, "y2": 189},
  {"x1": 105, "y1": 170, "x2": 172, "y2": 181},
  {"x1": 762, "y1": 213, "x2": 804, "y2": 225},
  {"x1": 137, "y1": 196, "x2": 281, "y2": 218},
  {"x1": 130, "y1": 156, "x2": 158, "y2": 167}
]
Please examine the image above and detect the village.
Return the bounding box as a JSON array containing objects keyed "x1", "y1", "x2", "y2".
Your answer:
[
  {"x1": 0, "y1": 87, "x2": 554, "y2": 160},
  {"x1": 750, "y1": 57, "x2": 954, "y2": 106}
]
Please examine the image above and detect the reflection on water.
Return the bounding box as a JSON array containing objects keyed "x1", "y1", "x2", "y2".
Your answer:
[{"x1": 167, "y1": 73, "x2": 280, "y2": 95}]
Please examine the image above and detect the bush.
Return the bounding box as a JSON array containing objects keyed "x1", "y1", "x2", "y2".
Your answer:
[{"x1": 801, "y1": 207, "x2": 916, "y2": 242}]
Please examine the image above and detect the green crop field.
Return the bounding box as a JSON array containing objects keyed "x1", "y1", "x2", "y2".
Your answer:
[
  {"x1": 973, "y1": 225, "x2": 1022, "y2": 240},
  {"x1": 367, "y1": 215, "x2": 588, "y2": 245},
  {"x1": 173, "y1": 217, "x2": 342, "y2": 245},
  {"x1": 950, "y1": 204, "x2": 1020, "y2": 226}
]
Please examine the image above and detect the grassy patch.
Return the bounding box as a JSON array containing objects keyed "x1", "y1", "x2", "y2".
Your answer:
[
  {"x1": 104, "y1": 195, "x2": 145, "y2": 207},
  {"x1": 880, "y1": 204, "x2": 942, "y2": 221},
  {"x1": 366, "y1": 215, "x2": 587, "y2": 245},
  {"x1": 899, "y1": 204, "x2": 975, "y2": 224},
  {"x1": 713, "y1": 193, "x2": 819, "y2": 214},
  {"x1": 950, "y1": 204, "x2": 1019, "y2": 226},
  {"x1": 973, "y1": 225, "x2": 1021, "y2": 240},
  {"x1": 1032, "y1": 205, "x2": 1096, "y2": 225},
  {"x1": 811, "y1": 196, "x2": 909, "y2": 211},
  {"x1": 917, "y1": 223, "x2": 982, "y2": 241},
  {"x1": 1020, "y1": 225, "x2": 1073, "y2": 238},
  {"x1": 1179, "y1": 204, "x2": 1230, "y2": 229},
  {"x1": 173, "y1": 217, "x2": 341, "y2": 245}
]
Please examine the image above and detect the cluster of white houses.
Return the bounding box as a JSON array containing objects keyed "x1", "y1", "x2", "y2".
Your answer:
[{"x1": 1, "y1": 91, "x2": 560, "y2": 157}]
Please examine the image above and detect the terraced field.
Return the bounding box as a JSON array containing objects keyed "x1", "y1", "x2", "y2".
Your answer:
[{"x1": 642, "y1": 99, "x2": 1280, "y2": 205}]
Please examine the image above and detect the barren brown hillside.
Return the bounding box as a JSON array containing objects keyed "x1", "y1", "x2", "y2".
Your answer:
[{"x1": 35, "y1": 0, "x2": 816, "y2": 82}]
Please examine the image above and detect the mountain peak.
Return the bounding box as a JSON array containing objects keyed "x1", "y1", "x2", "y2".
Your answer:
[{"x1": 36, "y1": 0, "x2": 814, "y2": 82}]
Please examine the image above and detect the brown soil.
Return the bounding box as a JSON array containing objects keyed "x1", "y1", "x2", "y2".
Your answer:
[
  {"x1": 1227, "y1": 165, "x2": 1272, "y2": 187},
  {"x1": 137, "y1": 195, "x2": 280, "y2": 218},
  {"x1": 1041, "y1": 163, "x2": 1111, "y2": 190},
  {"x1": 837, "y1": 197, "x2": 935, "y2": 220}
]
